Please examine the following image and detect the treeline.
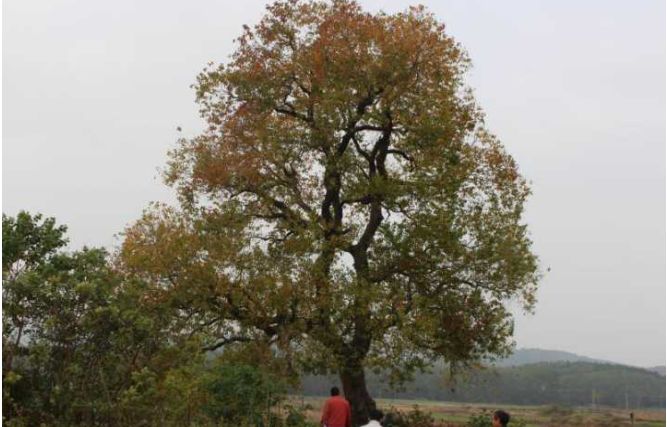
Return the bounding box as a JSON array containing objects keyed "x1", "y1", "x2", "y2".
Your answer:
[{"x1": 300, "y1": 361, "x2": 666, "y2": 408}]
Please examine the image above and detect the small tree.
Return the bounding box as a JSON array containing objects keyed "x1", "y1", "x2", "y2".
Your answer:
[
  {"x1": 122, "y1": 1, "x2": 539, "y2": 424},
  {"x1": 2, "y1": 212, "x2": 200, "y2": 425}
]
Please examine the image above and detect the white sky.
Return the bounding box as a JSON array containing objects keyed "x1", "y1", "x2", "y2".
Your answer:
[{"x1": 3, "y1": 0, "x2": 665, "y2": 366}]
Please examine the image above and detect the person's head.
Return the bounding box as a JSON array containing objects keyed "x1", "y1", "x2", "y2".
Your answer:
[
  {"x1": 492, "y1": 410, "x2": 510, "y2": 427},
  {"x1": 330, "y1": 386, "x2": 340, "y2": 396},
  {"x1": 369, "y1": 408, "x2": 384, "y2": 421}
]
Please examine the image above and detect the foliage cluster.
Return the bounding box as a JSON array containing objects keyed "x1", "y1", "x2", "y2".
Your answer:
[{"x1": 2, "y1": 212, "x2": 313, "y2": 427}]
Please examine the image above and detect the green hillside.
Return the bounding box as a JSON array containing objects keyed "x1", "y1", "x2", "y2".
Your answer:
[
  {"x1": 493, "y1": 348, "x2": 607, "y2": 367},
  {"x1": 300, "y1": 362, "x2": 666, "y2": 408}
]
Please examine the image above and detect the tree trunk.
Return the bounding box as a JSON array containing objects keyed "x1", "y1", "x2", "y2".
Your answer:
[{"x1": 340, "y1": 362, "x2": 376, "y2": 427}]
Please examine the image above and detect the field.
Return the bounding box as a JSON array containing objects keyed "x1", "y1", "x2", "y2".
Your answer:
[{"x1": 291, "y1": 396, "x2": 666, "y2": 427}]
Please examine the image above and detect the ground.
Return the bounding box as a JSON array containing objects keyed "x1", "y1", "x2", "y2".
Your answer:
[{"x1": 290, "y1": 396, "x2": 665, "y2": 427}]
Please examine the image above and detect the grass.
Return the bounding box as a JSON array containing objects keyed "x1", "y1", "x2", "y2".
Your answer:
[{"x1": 289, "y1": 395, "x2": 665, "y2": 426}]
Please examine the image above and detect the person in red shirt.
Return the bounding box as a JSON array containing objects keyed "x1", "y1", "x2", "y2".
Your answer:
[{"x1": 320, "y1": 386, "x2": 352, "y2": 427}]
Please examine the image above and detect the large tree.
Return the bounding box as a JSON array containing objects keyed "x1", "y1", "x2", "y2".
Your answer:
[{"x1": 121, "y1": 1, "x2": 539, "y2": 424}]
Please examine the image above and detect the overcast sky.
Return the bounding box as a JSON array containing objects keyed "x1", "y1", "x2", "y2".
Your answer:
[{"x1": 3, "y1": 0, "x2": 665, "y2": 366}]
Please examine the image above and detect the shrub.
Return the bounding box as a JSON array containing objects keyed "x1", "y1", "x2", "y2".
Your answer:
[
  {"x1": 467, "y1": 411, "x2": 527, "y2": 427},
  {"x1": 466, "y1": 413, "x2": 491, "y2": 427},
  {"x1": 204, "y1": 363, "x2": 287, "y2": 425},
  {"x1": 384, "y1": 405, "x2": 438, "y2": 427}
]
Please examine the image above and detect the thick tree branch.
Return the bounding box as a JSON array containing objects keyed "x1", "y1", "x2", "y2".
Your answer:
[
  {"x1": 274, "y1": 106, "x2": 312, "y2": 124},
  {"x1": 336, "y1": 89, "x2": 382, "y2": 155},
  {"x1": 202, "y1": 335, "x2": 253, "y2": 352},
  {"x1": 387, "y1": 149, "x2": 414, "y2": 163},
  {"x1": 342, "y1": 195, "x2": 373, "y2": 206},
  {"x1": 351, "y1": 121, "x2": 393, "y2": 252},
  {"x1": 351, "y1": 134, "x2": 372, "y2": 163}
]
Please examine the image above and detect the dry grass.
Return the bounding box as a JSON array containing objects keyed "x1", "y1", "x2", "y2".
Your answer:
[{"x1": 289, "y1": 396, "x2": 665, "y2": 427}]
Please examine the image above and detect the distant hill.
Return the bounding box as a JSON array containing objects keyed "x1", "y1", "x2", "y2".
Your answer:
[
  {"x1": 647, "y1": 366, "x2": 666, "y2": 377},
  {"x1": 298, "y1": 350, "x2": 667, "y2": 408},
  {"x1": 494, "y1": 348, "x2": 664, "y2": 377},
  {"x1": 493, "y1": 348, "x2": 607, "y2": 367},
  {"x1": 397, "y1": 362, "x2": 665, "y2": 408}
]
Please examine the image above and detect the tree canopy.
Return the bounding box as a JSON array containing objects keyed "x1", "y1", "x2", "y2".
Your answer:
[
  {"x1": 2, "y1": 212, "x2": 305, "y2": 426},
  {"x1": 120, "y1": 1, "x2": 539, "y2": 424}
]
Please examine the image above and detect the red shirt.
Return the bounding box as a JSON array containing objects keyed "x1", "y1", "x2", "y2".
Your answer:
[{"x1": 320, "y1": 395, "x2": 352, "y2": 427}]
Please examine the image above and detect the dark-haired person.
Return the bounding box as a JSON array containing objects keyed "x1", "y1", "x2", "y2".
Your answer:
[
  {"x1": 360, "y1": 408, "x2": 384, "y2": 427},
  {"x1": 492, "y1": 410, "x2": 510, "y2": 427},
  {"x1": 320, "y1": 387, "x2": 351, "y2": 427}
]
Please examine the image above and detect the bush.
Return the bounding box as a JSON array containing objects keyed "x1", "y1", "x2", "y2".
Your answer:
[
  {"x1": 467, "y1": 411, "x2": 527, "y2": 427},
  {"x1": 204, "y1": 363, "x2": 287, "y2": 425},
  {"x1": 466, "y1": 413, "x2": 491, "y2": 427},
  {"x1": 284, "y1": 404, "x2": 317, "y2": 427},
  {"x1": 384, "y1": 405, "x2": 438, "y2": 427}
]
